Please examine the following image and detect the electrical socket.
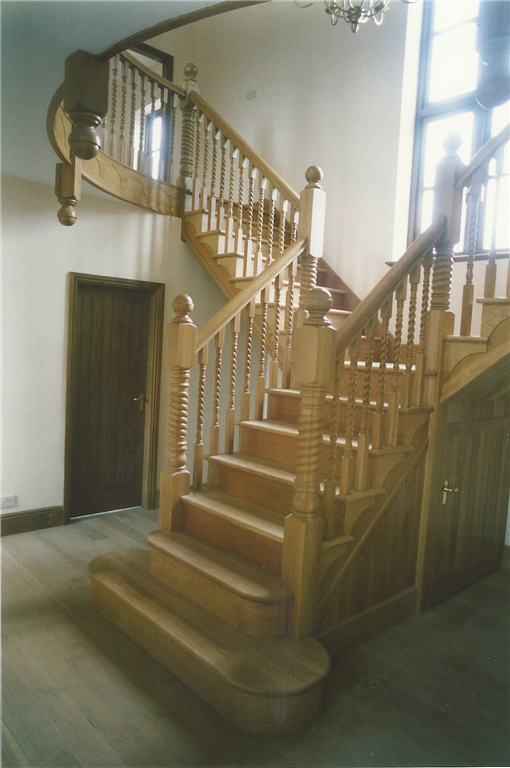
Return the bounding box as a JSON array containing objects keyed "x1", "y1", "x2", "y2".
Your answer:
[{"x1": 1, "y1": 496, "x2": 17, "y2": 509}]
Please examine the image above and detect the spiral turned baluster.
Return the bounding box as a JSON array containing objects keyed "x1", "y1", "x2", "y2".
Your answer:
[
  {"x1": 137, "y1": 72, "x2": 146, "y2": 173},
  {"x1": 209, "y1": 329, "x2": 224, "y2": 456},
  {"x1": 225, "y1": 315, "x2": 240, "y2": 453},
  {"x1": 355, "y1": 318, "x2": 376, "y2": 492},
  {"x1": 413, "y1": 250, "x2": 432, "y2": 406},
  {"x1": 241, "y1": 299, "x2": 256, "y2": 421},
  {"x1": 387, "y1": 281, "x2": 406, "y2": 446},
  {"x1": 108, "y1": 56, "x2": 119, "y2": 157},
  {"x1": 255, "y1": 288, "x2": 269, "y2": 419},
  {"x1": 340, "y1": 337, "x2": 360, "y2": 496},
  {"x1": 324, "y1": 348, "x2": 345, "y2": 537},
  {"x1": 193, "y1": 346, "x2": 208, "y2": 490},
  {"x1": 270, "y1": 273, "x2": 283, "y2": 389},
  {"x1": 402, "y1": 265, "x2": 420, "y2": 408},
  {"x1": 372, "y1": 297, "x2": 392, "y2": 447},
  {"x1": 244, "y1": 166, "x2": 257, "y2": 275}
]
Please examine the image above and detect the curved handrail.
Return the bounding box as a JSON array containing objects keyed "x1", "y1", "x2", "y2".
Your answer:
[
  {"x1": 121, "y1": 52, "x2": 185, "y2": 98},
  {"x1": 189, "y1": 91, "x2": 300, "y2": 208},
  {"x1": 334, "y1": 217, "x2": 447, "y2": 354},
  {"x1": 456, "y1": 123, "x2": 510, "y2": 189},
  {"x1": 196, "y1": 236, "x2": 307, "y2": 352}
]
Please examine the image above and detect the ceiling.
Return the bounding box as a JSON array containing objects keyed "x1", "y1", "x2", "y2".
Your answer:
[{"x1": 0, "y1": 1, "x2": 222, "y2": 186}]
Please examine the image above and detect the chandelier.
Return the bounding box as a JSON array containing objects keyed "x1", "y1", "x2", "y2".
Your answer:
[{"x1": 298, "y1": 0, "x2": 416, "y2": 33}]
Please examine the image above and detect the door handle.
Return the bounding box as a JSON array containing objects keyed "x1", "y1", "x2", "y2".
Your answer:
[
  {"x1": 133, "y1": 394, "x2": 145, "y2": 411},
  {"x1": 442, "y1": 480, "x2": 459, "y2": 505}
]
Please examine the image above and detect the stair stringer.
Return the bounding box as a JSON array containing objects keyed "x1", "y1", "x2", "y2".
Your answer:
[
  {"x1": 315, "y1": 420, "x2": 430, "y2": 656},
  {"x1": 441, "y1": 317, "x2": 510, "y2": 404}
]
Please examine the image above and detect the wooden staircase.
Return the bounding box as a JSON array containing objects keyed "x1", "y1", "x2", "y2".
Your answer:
[{"x1": 83, "y1": 65, "x2": 510, "y2": 736}]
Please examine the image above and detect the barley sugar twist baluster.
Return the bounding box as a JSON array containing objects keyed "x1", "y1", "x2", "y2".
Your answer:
[
  {"x1": 193, "y1": 345, "x2": 208, "y2": 490},
  {"x1": 402, "y1": 265, "x2": 420, "y2": 408},
  {"x1": 372, "y1": 297, "x2": 392, "y2": 447},
  {"x1": 208, "y1": 127, "x2": 219, "y2": 230},
  {"x1": 279, "y1": 198, "x2": 289, "y2": 256},
  {"x1": 270, "y1": 273, "x2": 283, "y2": 389},
  {"x1": 282, "y1": 256, "x2": 297, "y2": 388},
  {"x1": 234, "y1": 155, "x2": 247, "y2": 257},
  {"x1": 387, "y1": 282, "x2": 406, "y2": 446},
  {"x1": 255, "y1": 288, "x2": 269, "y2": 419},
  {"x1": 200, "y1": 119, "x2": 211, "y2": 216},
  {"x1": 158, "y1": 85, "x2": 168, "y2": 182},
  {"x1": 217, "y1": 134, "x2": 228, "y2": 231},
  {"x1": 137, "y1": 72, "x2": 146, "y2": 173},
  {"x1": 241, "y1": 299, "x2": 256, "y2": 421},
  {"x1": 109, "y1": 56, "x2": 119, "y2": 157},
  {"x1": 267, "y1": 187, "x2": 277, "y2": 264},
  {"x1": 244, "y1": 165, "x2": 257, "y2": 275},
  {"x1": 461, "y1": 169, "x2": 482, "y2": 334},
  {"x1": 340, "y1": 337, "x2": 361, "y2": 496},
  {"x1": 225, "y1": 314, "x2": 240, "y2": 454},
  {"x1": 485, "y1": 146, "x2": 504, "y2": 299},
  {"x1": 118, "y1": 56, "x2": 128, "y2": 164},
  {"x1": 209, "y1": 329, "x2": 224, "y2": 456},
  {"x1": 191, "y1": 110, "x2": 202, "y2": 210},
  {"x1": 225, "y1": 143, "x2": 238, "y2": 252},
  {"x1": 254, "y1": 175, "x2": 267, "y2": 274},
  {"x1": 324, "y1": 347, "x2": 345, "y2": 538},
  {"x1": 413, "y1": 251, "x2": 432, "y2": 406},
  {"x1": 355, "y1": 318, "x2": 376, "y2": 492},
  {"x1": 160, "y1": 295, "x2": 196, "y2": 531},
  {"x1": 128, "y1": 64, "x2": 137, "y2": 168}
]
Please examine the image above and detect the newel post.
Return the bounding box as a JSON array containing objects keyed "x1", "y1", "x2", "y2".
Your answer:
[
  {"x1": 177, "y1": 64, "x2": 199, "y2": 215},
  {"x1": 282, "y1": 288, "x2": 335, "y2": 640},
  {"x1": 159, "y1": 295, "x2": 197, "y2": 531},
  {"x1": 63, "y1": 50, "x2": 109, "y2": 160},
  {"x1": 296, "y1": 166, "x2": 326, "y2": 327},
  {"x1": 425, "y1": 134, "x2": 465, "y2": 404}
]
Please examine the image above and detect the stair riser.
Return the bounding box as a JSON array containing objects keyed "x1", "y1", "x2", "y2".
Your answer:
[
  {"x1": 207, "y1": 460, "x2": 294, "y2": 517},
  {"x1": 239, "y1": 425, "x2": 395, "y2": 487},
  {"x1": 149, "y1": 548, "x2": 289, "y2": 637},
  {"x1": 268, "y1": 392, "x2": 377, "y2": 434},
  {"x1": 181, "y1": 501, "x2": 283, "y2": 575},
  {"x1": 90, "y1": 576, "x2": 323, "y2": 735}
]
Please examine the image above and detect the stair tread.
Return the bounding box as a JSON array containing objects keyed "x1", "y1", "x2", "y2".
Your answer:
[
  {"x1": 89, "y1": 550, "x2": 329, "y2": 696},
  {"x1": 209, "y1": 452, "x2": 296, "y2": 485},
  {"x1": 182, "y1": 489, "x2": 284, "y2": 542},
  {"x1": 148, "y1": 530, "x2": 289, "y2": 603},
  {"x1": 267, "y1": 388, "x2": 433, "y2": 414}
]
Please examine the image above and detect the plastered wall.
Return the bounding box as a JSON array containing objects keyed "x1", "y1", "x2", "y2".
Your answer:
[{"x1": 1, "y1": 174, "x2": 224, "y2": 515}]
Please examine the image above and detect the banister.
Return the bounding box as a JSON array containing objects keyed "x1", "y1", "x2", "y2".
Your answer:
[
  {"x1": 120, "y1": 52, "x2": 185, "y2": 98},
  {"x1": 189, "y1": 91, "x2": 300, "y2": 207},
  {"x1": 334, "y1": 217, "x2": 447, "y2": 354},
  {"x1": 456, "y1": 123, "x2": 510, "y2": 190},
  {"x1": 195, "y1": 235, "x2": 307, "y2": 352}
]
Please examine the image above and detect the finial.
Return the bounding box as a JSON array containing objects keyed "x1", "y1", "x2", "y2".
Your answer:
[
  {"x1": 443, "y1": 133, "x2": 462, "y2": 156},
  {"x1": 304, "y1": 287, "x2": 333, "y2": 325},
  {"x1": 184, "y1": 63, "x2": 198, "y2": 81},
  {"x1": 305, "y1": 166, "x2": 323, "y2": 189},
  {"x1": 57, "y1": 201, "x2": 77, "y2": 226},
  {"x1": 172, "y1": 294, "x2": 194, "y2": 323}
]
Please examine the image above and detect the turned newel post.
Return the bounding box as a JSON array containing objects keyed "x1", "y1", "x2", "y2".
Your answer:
[
  {"x1": 297, "y1": 166, "x2": 326, "y2": 326},
  {"x1": 177, "y1": 64, "x2": 199, "y2": 214},
  {"x1": 159, "y1": 295, "x2": 197, "y2": 531},
  {"x1": 63, "y1": 50, "x2": 109, "y2": 160},
  {"x1": 282, "y1": 288, "x2": 335, "y2": 639},
  {"x1": 425, "y1": 134, "x2": 465, "y2": 404}
]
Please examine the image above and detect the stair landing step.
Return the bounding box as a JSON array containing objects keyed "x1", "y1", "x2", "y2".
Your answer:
[
  {"x1": 147, "y1": 530, "x2": 289, "y2": 605},
  {"x1": 182, "y1": 489, "x2": 284, "y2": 543},
  {"x1": 89, "y1": 550, "x2": 329, "y2": 734}
]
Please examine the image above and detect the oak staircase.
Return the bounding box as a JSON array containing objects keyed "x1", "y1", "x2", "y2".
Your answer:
[{"x1": 50, "y1": 56, "x2": 510, "y2": 735}]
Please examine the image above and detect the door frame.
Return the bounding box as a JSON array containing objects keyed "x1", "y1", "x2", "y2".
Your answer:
[{"x1": 64, "y1": 273, "x2": 165, "y2": 522}]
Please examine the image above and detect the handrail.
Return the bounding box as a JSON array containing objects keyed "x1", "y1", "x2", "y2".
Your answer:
[
  {"x1": 189, "y1": 91, "x2": 300, "y2": 208},
  {"x1": 456, "y1": 123, "x2": 510, "y2": 189},
  {"x1": 195, "y1": 235, "x2": 307, "y2": 352},
  {"x1": 334, "y1": 217, "x2": 447, "y2": 354},
  {"x1": 120, "y1": 52, "x2": 185, "y2": 98}
]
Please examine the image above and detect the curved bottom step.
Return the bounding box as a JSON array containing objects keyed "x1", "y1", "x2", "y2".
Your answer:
[{"x1": 88, "y1": 549, "x2": 330, "y2": 735}]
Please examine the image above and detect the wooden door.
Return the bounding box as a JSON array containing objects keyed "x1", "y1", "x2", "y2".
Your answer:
[
  {"x1": 66, "y1": 276, "x2": 164, "y2": 518},
  {"x1": 423, "y1": 401, "x2": 510, "y2": 607}
]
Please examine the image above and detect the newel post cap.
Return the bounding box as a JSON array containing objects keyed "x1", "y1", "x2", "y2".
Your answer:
[
  {"x1": 294, "y1": 288, "x2": 336, "y2": 386},
  {"x1": 182, "y1": 63, "x2": 199, "y2": 95},
  {"x1": 166, "y1": 295, "x2": 197, "y2": 368}
]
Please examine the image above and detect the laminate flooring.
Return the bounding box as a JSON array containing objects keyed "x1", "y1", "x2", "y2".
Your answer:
[{"x1": 2, "y1": 507, "x2": 509, "y2": 767}]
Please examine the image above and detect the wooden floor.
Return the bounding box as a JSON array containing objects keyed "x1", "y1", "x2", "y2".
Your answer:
[{"x1": 2, "y1": 507, "x2": 509, "y2": 768}]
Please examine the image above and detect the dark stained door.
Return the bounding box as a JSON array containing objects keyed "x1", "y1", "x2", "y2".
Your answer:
[
  {"x1": 68, "y1": 282, "x2": 152, "y2": 517},
  {"x1": 424, "y1": 402, "x2": 510, "y2": 607}
]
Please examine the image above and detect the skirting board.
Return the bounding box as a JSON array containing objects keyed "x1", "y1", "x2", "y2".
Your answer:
[
  {"x1": 1, "y1": 506, "x2": 65, "y2": 537},
  {"x1": 318, "y1": 588, "x2": 417, "y2": 660},
  {"x1": 503, "y1": 545, "x2": 510, "y2": 572}
]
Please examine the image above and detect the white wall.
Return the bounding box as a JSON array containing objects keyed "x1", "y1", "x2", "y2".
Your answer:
[
  {"x1": 1, "y1": 174, "x2": 224, "y2": 515},
  {"x1": 152, "y1": 0, "x2": 411, "y2": 299}
]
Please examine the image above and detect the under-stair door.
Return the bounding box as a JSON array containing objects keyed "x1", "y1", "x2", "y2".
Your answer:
[
  {"x1": 423, "y1": 401, "x2": 510, "y2": 608},
  {"x1": 65, "y1": 275, "x2": 164, "y2": 519}
]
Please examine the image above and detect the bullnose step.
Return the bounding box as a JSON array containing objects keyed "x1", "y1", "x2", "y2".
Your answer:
[
  {"x1": 147, "y1": 529, "x2": 291, "y2": 636},
  {"x1": 89, "y1": 550, "x2": 330, "y2": 735}
]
